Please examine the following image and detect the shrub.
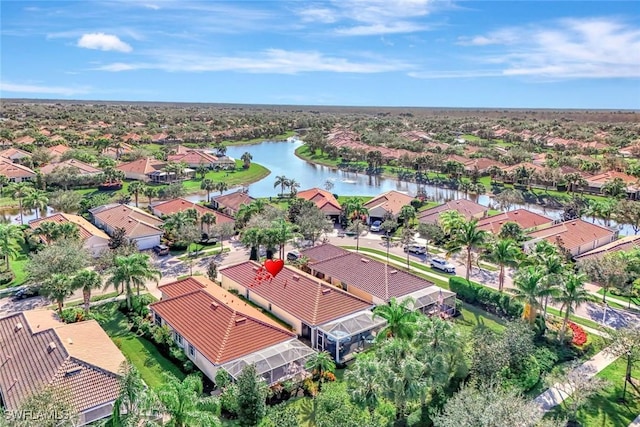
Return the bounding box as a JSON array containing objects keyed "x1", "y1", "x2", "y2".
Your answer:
[
  {"x1": 568, "y1": 322, "x2": 587, "y2": 346},
  {"x1": 220, "y1": 383, "x2": 240, "y2": 416},
  {"x1": 60, "y1": 307, "x2": 87, "y2": 324},
  {"x1": 533, "y1": 346, "x2": 559, "y2": 373},
  {"x1": 302, "y1": 378, "x2": 318, "y2": 397},
  {"x1": 323, "y1": 372, "x2": 336, "y2": 382},
  {"x1": 0, "y1": 271, "x2": 14, "y2": 286},
  {"x1": 449, "y1": 276, "x2": 523, "y2": 318}
]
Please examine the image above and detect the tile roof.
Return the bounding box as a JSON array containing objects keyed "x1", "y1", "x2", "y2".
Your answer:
[
  {"x1": 0, "y1": 147, "x2": 32, "y2": 160},
  {"x1": 47, "y1": 144, "x2": 72, "y2": 157},
  {"x1": 13, "y1": 135, "x2": 35, "y2": 145},
  {"x1": 167, "y1": 150, "x2": 218, "y2": 165},
  {"x1": 297, "y1": 188, "x2": 342, "y2": 214},
  {"x1": 364, "y1": 190, "x2": 414, "y2": 216},
  {"x1": 418, "y1": 198, "x2": 488, "y2": 224},
  {"x1": 527, "y1": 219, "x2": 616, "y2": 252},
  {"x1": 301, "y1": 244, "x2": 351, "y2": 263},
  {"x1": 90, "y1": 204, "x2": 164, "y2": 238},
  {"x1": 307, "y1": 246, "x2": 436, "y2": 301},
  {"x1": 152, "y1": 198, "x2": 234, "y2": 224},
  {"x1": 212, "y1": 190, "x2": 255, "y2": 212},
  {"x1": 150, "y1": 289, "x2": 295, "y2": 365},
  {"x1": 29, "y1": 213, "x2": 109, "y2": 243},
  {"x1": 40, "y1": 159, "x2": 102, "y2": 175},
  {"x1": 0, "y1": 312, "x2": 122, "y2": 412},
  {"x1": 116, "y1": 157, "x2": 166, "y2": 175},
  {"x1": 477, "y1": 209, "x2": 553, "y2": 233},
  {"x1": 586, "y1": 171, "x2": 639, "y2": 190},
  {"x1": 220, "y1": 261, "x2": 372, "y2": 326},
  {"x1": 574, "y1": 235, "x2": 640, "y2": 260},
  {"x1": 0, "y1": 158, "x2": 36, "y2": 178}
]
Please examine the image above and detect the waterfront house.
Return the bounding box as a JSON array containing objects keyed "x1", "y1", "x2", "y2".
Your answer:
[
  {"x1": 116, "y1": 157, "x2": 167, "y2": 182},
  {"x1": 0, "y1": 158, "x2": 35, "y2": 183},
  {"x1": 417, "y1": 199, "x2": 488, "y2": 225},
  {"x1": 89, "y1": 204, "x2": 164, "y2": 250},
  {"x1": 150, "y1": 197, "x2": 235, "y2": 228},
  {"x1": 525, "y1": 219, "x2": 617, "y2": 257},
  {"x1": 211, "y1": 190, "x2": 255, "y2": 216},
  {"x1": 584, "y1": 171, "x2": 640, "y2": 200},
  {"x1": 477, "y1": 209, "x2": 553, "y2": 234},
  {"x1": 364, "y1": 190, "x2": 414, "y2": 224},
  {"x1": 297, "y1": 188, "x2": 342, "y2": 221},
  {"x1": 574, "y1": 235, "x2": 640, "y2": 261}
]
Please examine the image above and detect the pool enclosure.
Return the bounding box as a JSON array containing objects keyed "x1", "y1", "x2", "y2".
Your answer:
[
  {"x1": 397, "y1": 286, "x2": 457, "y2": 317},
  {"x1": 315, "y1": 310, "x2": 387, "y2": 363},
  {"x1": 220, "y1": 339, "x2": 316, "y2": 385}
]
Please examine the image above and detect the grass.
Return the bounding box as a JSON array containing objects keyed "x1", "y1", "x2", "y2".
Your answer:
[
  {"x1": 545, "y1": 306, "x2": 606, "y2": 331},
  {"x1": 597, "y1": 288, "x2": 640, "y2": 307},
  {"x1": 94, "y1": 301, "x2": 186, "y2": 389},
  {"x1": 3, "y1": 239, "x2": 31, "y2": 289},
  {"x1": 47, "y1": 291, "x2": 121, "y2": 309},
  {"x1": 336, "y1": 195, "x2": 373, "y2": 204},
  {"x1": 181, "y1": 160, "x2": 270, "y2": 192},
  {"x1": 546, "y1": 357, "x2": 640, "y2": 426},
  {"x1": 295, "y1": 145, "x2": 343, "y2": 168}
]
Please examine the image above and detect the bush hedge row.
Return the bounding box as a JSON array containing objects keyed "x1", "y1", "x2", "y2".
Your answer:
[{"x1": 449, "y1": 276, "x2": 523, "y2": 319}]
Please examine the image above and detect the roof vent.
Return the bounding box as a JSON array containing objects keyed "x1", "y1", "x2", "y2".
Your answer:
[
  {"x1": 235, "y1": 317, "x2": 247, "y2": 324},
  {"x1": 292, "y1": 275, "x2": 300, "y2": 281},
  {"x1": 322, "y1": 288, "x2": 331, "y2": 295},
  {"x1": 390, "y1": 270, "x2": 398, "y2": 274},
  {"x1": 47, "y1": 342, "x2": 57, "y2": 353},
  {"x1": 211, "y1": 302, "x2": 219, "y2": 309},
  {"x1": 14, "y1": 323, "x2": 22, "y2": 332},
  {"x1": 360, "y1": 258, "x2": 370, "y2": 263},
  {"x1": 65, "y1": 367, "x2": 82, "y2": 376},
  {"x1": 253, "y1": 266, "x2": 260, "y2": 272},
  {"x1": 67, "y1": 338, "x2": 73, "y2": 345}
]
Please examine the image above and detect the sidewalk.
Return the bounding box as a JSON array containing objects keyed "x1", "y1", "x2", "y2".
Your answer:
[
  {"x1": 534, "y1": 349, "x2": 618, "y2": 412},
  {"x1": 630, "y1": 414, "x2": 640, "y2": 427}
]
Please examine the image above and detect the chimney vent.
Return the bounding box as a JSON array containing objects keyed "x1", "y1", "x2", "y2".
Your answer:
[
  {"x1": 65, "y1": 367, "x2": 82, "y2": 376},
  {"x1": 14, "y1": 323, "x2": 22, "y2": 332},
  {"x1": 390, "y1": 270, "x2": 398, "y2": 274},
  {"x1": 360, "y1": 258, "x2": 370, "y2": 263},
  {"x1": 235, "y1": 317, "x2": 247, "y2": 325},
  {"x1": 292, "y1": 275, "x2": 300, "y2": 281},
  {"x1": 47, "y1": 342, "x2": 57, "y2": 353},
  {"x1": 322, "y1": 288, "x2": 331, "y2": 295},
  {"x1": 211, "y1": 302, "x2": 219, "y2": 309},
  {"x1": 67, "y1": 338, "x2": 73, "y2": 345}
]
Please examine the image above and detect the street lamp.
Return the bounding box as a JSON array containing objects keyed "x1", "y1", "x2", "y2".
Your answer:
[{"x1": 602, "y1": 302, "x2": 609, "y2": 327}]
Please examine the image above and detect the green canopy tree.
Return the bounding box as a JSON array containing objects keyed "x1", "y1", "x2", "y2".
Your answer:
[
  {"x1": 0, "y1": 223, "x2": 23, "y2": 271},
  {"x1": 157, "y1": 373, "x2": 221, "y2": 427},
  {"x1": 106, "y1": 253, "x2": 161, "y2": 311},
  {"x1": 236, "y1": 364, "x2": 268, "y2": 427},
  {"x1": 71, "y1": 269, "x2": 102, "y2": 316},
  {"x1": 373, "y1": 297, "x2": 419, "y2": 341}
]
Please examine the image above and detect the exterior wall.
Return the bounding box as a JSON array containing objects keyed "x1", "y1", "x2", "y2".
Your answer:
[
  {"x1": 345, "y1": 284, "x2": 375, "y2": 304},
  {"x1": 135, "y1": 235, "x2": 161, "y2": 250},
  {"x1": 122, "y1": 171, "x2": 149, "y2": 181},
  {"x1": 574, "y1": 234, "x2": 617, "y2": 256},
  {"x1": 84, "y1": 236, "x2": 110, "y2": 257},
  {"x1": 220, "y1": 275, "x2": 302, "y2": 334},
  {"x1": 79, "y1": 402, "x2": 114, "y2": 426}
]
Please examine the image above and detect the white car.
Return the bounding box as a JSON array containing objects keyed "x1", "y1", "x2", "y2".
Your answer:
[
  {"x1": 369, "y1": 220, "x2": 382, "y2": 232},
  {"x1": 430, "y1": 258, "x2": 456, "y2": 274},
  {"x1": 404, "y1": 244, "x2": 427, "y2": 255}
]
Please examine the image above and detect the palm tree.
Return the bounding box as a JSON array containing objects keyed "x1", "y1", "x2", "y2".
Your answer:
[
  {"x1": 553, "y1": 272, "x2": 594, "y2": 342},
  {"x1": 345, "y1": 358, "x2": 383, "y2": 416},
  {"x1": 57, "y1": 222, "x2": 80, "y2": 240},
  {"x1": 24, "y1": 189, "x2": 49, "y2": 219},
  {"x1": 41, "y1": 273, "x2": 74, "y2": 314},
  {"x1": 33, "y1": 220, "x2": 59, "y2": 243},
  {"x1": 483, "y1": 238, "x2": 521, "y2": 292},
  {"x1": 271, "y1": 218, "x2": 297, "y2": 259},
  {"x1": 112, "y1": 363, "x2": 158, "y2": 426},
  {"x1": 304, "y1": 351, "x2": 336, "y2": 392},
  {"x1": 200, "y1": 212, "x2": 216, "y2": 235},
  {"x1": 163, "y1": 210, "x2": 196, "y2": 239},
  {"x1": 373, "y1": 297, "x2": 419, "y2": 340},
  {"x1": 511, "y1": 266, "x2": 546, "y2": 324},
  {"x1": 538, "y1": 253, "x2": 566, "y2": 318},
  {"x1": 446, "y1": 219, "x2": 488, "y2": 281},
  {"x1": 398, "y1": 205, "x2": 416, "y2": 227},
  {"x1": 156, "y1": 373, "x2": 221, "y2": 427},
  {"x1": 240, "y1": 227, "x2": 263, "y2": 261},
  {"x1": 143, "y1": 185, "x2": 159, "y2": 205},
  {"x1": 343, "y1": 197, "x2": 369, "y2": 222},
  {"x1": 9, "y1": 181, "x2": 34, "y2": 225},
  {"x1": 241, "y1": 152, "x2": 252, "y2": 169},
  {"x1": 71, "y1": 270, "x2": 102, "y2": 316},
  {"x1": 288, "y1": 178, "x2": 300, "y2": 197},
  {"x1": 0, "y1": 174, "x2": 9, "y2": 197},
  {"x1": 128, "y1": 181, "x2": 146, "y2": 207},
  {"x1": 400, "y1": 226, "x2": 416, "y2": 269},
  {"x1": 274, "y1": 175, "x2": 289, "y2": 197},
  {"x1": 0, "y1": 223, "x2": 23, "y2": 271},
  {"x1": 196, "y1": 163, "x2": 208, "y2": 180},
  {"x1": 200, "y1": 178, "x2": 216, "y2": 203},
  {"x1": 438, "y1": 210, "x2": 465, "y2": 235},
  {"x1": 214, "y1": 181, "x2": 228, "y2": 195},
  {"x1": 106, "y1": 253, "x2": 161, "y2": 311}
]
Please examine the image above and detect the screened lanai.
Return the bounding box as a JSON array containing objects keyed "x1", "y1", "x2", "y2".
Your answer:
[
  {"x1": 220, "y1": 339, "x2": 315, "y2": 385},
  {"x1": 315, "y1": 310, "x2": 387, "y2": 363},
  {"x1": 397, "y1": 286, "x2": 456, "y2": 317}
]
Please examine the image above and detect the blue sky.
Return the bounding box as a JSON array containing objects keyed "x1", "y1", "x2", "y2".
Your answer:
[{"x1": 1, "y1": 1, "x2": 639, "y2": 109}]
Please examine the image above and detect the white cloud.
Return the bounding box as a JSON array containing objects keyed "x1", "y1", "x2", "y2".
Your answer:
[
  {"x1": 0, "y1": 81, "x2": 90, "y2": 96},
  {"x1": 77, "y1": 33, "x2": 132, "y2": 52},
  {"x1": 143, "y1": 4, "x2": 160, "y2": 10},
  {"x1": 335, "y1": 22, "x2": 427, "y2": 36},
  {"x1": 93, "y1": 49, "x2": 412, "y2": 74},
  {"x1": 298, "y1": 7, "x2": 338, "y2": 24}
]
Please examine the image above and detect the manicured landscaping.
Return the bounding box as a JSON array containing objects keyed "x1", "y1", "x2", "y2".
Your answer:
[
  {"x1": 93, "y1": 301, "x2": 186, "y2": 389},
  {"x1": 182, "y1": 160, "x2": 270, "y2": 191},
  {"x1": 597, "y1": 288, "x2": 640, "y2": 307}
]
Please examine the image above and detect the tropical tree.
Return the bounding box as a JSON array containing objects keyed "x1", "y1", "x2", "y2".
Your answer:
[
  {"x1": 196, "y1": 163, "x2": 208, "y2": 180},
  {"x1": 143, "y1": 185, "x2": 159, "y2": 204},
  {"x1": 483, "y1": 238, "x2": 522, "y2": 292},
  {"x1": 271, "y1": 218, "x2": 297, "y2": 259},
  {"x1": 553, "y1": 272, "x2": 594, "y2": 342},
  {"x1": 236, "y1": 364, "x2": 268, "y2": 427},
  {"x1": 200, "y1": 212, "x2": 216, "y2": 235},
  {"x1": 57, "y1": 222, "x2": 80, "y2": 240},
  {"x1": 128, "y1": 181, "x2": 146, "y2": 207},
  {"x1": 343, "y1": 197, "x2": 369, "y2": 222},
  {"x1": 605, "y1": 325, "x2": 640, "y2": 402},
  {"x1": 304, "y1": 351, "x2": 336, "y2": 391},
  {"x1": 511, "y1": 266, "x2": 546, "y2": 324},
  {"x1": 106, "y1": 253, "x2": 161, "y2": 311},
  {"x1": 601, "y1": 177, "x2": 627, "y2": 199},
  {"x1": 240, "y1": 152, "x2": 252, "y2": 169},
  {"x1": 438, "y1": 210, "x2": 465, "y2": 235},
  {"x1": 398, "y1": 205, "x2": 416, "y2": 227},
  {"x1": 240, "y1": 227, "x2": 263, "y2": 261},
  {"x1": 0, "y1": 223, "x2": 23, "y2": 271},
  {"x1": 372, "y1": 297, "x2": 419, "y2": 341},
  {"x1": 200, "y1": 178, "x2": 216, "y2": 203},
  {"x1": 24, "y1": 189, "x2": 49, "y2": 219},
  {"x1": 156, "y1": 373, "x2": 221, "y2": 427},
  {"x1": 0, "y1": 174, "x2": 8, "y2": 196},
  {"x1": 41, "y1": 273, "x2": 74, "y2": 314},
  {"x1": 214, "y1": 181, "x2": 228, "y2": 195},
  {"x1": 288, "y1": 178, "x2": 300, "y2": 196},
  {"x1": 9, "y1": 181, "x2": 34, "y2": 225},
  {"x1": 274, "y1": 175, "x2": 289, "y2": 196},
  {"x1": 112, "y1": 362, "x2": 159, "y2": 427},
  {"x1": 71, "y1": 269, "x2": 102, "y2": 316},
  {"x1": 446, "y1": 219, "x2": 488, "y2": 281}
]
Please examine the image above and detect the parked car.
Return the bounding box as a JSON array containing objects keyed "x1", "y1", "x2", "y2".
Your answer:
[
  {"x1": 404, "y1": 244, "x2": 427, "y2": 254},
  {"x1": 12, "y1": 287, "x2": 39, "y2": 301},
  {"x1": 287, "y1": 250, "x2": 301, "y2": 261},
  {"x1": 430, "y1": 258, "x2": 456, "y2": 273},
  {"x1": 369, "y1": 220, "x2": 382, "y2": 232},
  {"x1": 153, "y1": 244, "x2": 170, "y2": 256}
]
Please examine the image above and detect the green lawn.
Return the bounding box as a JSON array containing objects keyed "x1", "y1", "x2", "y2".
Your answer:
[
  {"x1": 3, "y1": 239, "x2": 31, "y2": 289},
  {"x1": 295, "y1": 145, "x2": 344, "y2": 168},
  {"x1": 597, "y1": 288, "x2": 640, "y2": 308},
  {"x1": 181, "y1": 160, "x2": 270, "y2": 192},
  {"x1": 336, "y1": 195, "x2": 373, "y2": 204},
  {"x1": 546, "y1": 357, "x2": 640, "y2": 426},
  {"x1": 94, "y1": 302, "x2": 186, "y2": 389}
]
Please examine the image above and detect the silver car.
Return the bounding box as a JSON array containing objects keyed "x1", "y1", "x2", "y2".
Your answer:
[{"x1": 430, "y1": 258, "x2": 456, "y2": 273}]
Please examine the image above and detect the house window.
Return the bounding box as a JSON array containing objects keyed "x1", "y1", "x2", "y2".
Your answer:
[
  {"x1": 174, "y1": 332, "x2": 183, "y2": 346},
  {"x1": 188, "y1": 344, "x2": 195, "y2": 358},
  {"x1": 154, "y1": 314, "x2": 162, "y2": 326}
]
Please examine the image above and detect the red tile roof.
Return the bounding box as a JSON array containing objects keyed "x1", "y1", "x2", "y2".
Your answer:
[
  {"x1": 297, "y1": 188, "x2": 341, "y2": 214},
  {"x1": 477, "y1": 209, "x2": 553, "y2": 233},
  {"x1": 150, "y1": 290, "x2": 295, "y2": 364},
  {"x1": 586, "y1": 171, "x2": 640, "y2": 190},
  {"x1": 0, "y1": 158, "x2": 36, "y2": 179},
  {"x1": 116, "y1": 157, "x2": 166, "y2": 175},
  {"x1": 47, "y1": 144, "x2": 72, "y2": 157},
  {"x1": 220, "y1": 261, "x2": 372, "y2": 325},
  {"x1": 307, "y1": 247, "x2": 436, "y2": 301},
  {"x1": 168, "y1": 150, "x2": 218, "y2": 165},
  {"x1": 301, "y1": 244, "x2": 351, "y2": 263},
  {"x1": 40, "y1": 159, "x2": 102, "y2": 175},
  {"x1": 527, "y1": 219, "x2": 616, "y2": 252},
  {"x1": 364, "y1": 190, "x2": 414, "y2": 216},
  {"x1": 29, "y1": 213, "x2": 109, "y2": 243},
  {"x1": 90, "y1": 204, "x2": 164, "y2": 238},
  {"x1": 0, "y1": 147, "x2": 32, "y2": 160},
  {"x1": 212, "y1": 190, "x2": 255, "y2": 213},
  {"x1": 575, "y1": 235, "x2": 640, "y2": 260},
  {"x1": 152, "y1": 198, "x2": 235, "y2": 224},
  {"x1": 418, "y1": 198, "x2": 488, "y2": 224}
]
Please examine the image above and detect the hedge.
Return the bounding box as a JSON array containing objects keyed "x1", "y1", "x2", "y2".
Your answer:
[{"x1": 449, "y1": 276, "x2": 523, "y2": 319}]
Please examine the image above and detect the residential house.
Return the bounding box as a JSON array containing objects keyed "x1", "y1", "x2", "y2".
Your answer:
[
  {"x1": 211, "y1": 190, "x2": 255, "y2": 216},
  {"x1": 297, "y1": 188, "x2": 342, "y2": 221},
  {"x1": 40, "y1": 159, "x2": 102, "y2": 177},
  {"x1": 620, "y1": 143, "x2": 640, "y2": 158},
  {"x1": 574, "y1": 235, "x2": 640, "y2": 261},
  {"x1": 363, "y1": 190, "x2": 414, "y2": 223},
  {"x1": 525, "y1": 219, "x2": 618, "y2": 257},
  {"x1": 0, "y1": 158, "x2": 36, "y2": 182},
  {"x1": 168, "y1": 149, "x2": 219, "y2": 169},
  {"x1": 463, "y1": 158, "x2": 506, "y2": 175},
  {"x1": 89, "y1": 204, "x2": 164, "y2": 250},
  {"x1": 102, "y1": 142, "x2": 134, "y2": 159},
  {"x1": 477, "y1": 209, "x2": 553, "y2": 235},
  {"x1": 220, "y1": 261, "x2": 383, "y2": 361},
  {"x1": 28, "y1": 213, "x2": 110, "y2": 256},
  {"x1": 0, "y1": 147, "x2": 32, "y2": 163},
  {"x1": 418, "y1": 198, "x2": 488, "y2": 225},
  {"x1": 0, "y1": 310, "x2": 125, "y2": 426},
  {"x1": 46, "y1": 144, "x2": 72, "y2": 163},
  {"x1": 13, "y1": 135, "x2": 35, "y2": 145},
  {"x1": 584, "y1": 171, "x2": 640, "y2": 199},
  {"x1": 150, "y1": 198, "x2": 235, "y2": 227},
  {"x1": 150, "y1": 277, "x2": 315, "y2": 385},
  {"x1": 116, "y1": 157, "x2": 166, "y2": 182}
]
